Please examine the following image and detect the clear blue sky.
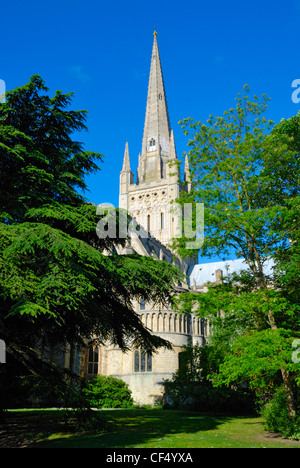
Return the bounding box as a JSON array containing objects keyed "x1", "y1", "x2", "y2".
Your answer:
[{"x1": 1, "y1": 0, "x2": 300, "y2": 210}]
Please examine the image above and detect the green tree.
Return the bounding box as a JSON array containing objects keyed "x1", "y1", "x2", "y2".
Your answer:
[
  {"x1": 265, "y1": 115, "x2": 300, "y2": 309},
  {"x1": 173, "y1": 86, "x2": 300, "y2": 418},
  {"x1": 213, "y1": 328, "x2": 300, "y2": 392},
  {"x1": 0, "y1": 75, "x2": 100, "y2": 222},
  {"x1": 0, "y1": 76, "x2": 184, "y2": 410}
]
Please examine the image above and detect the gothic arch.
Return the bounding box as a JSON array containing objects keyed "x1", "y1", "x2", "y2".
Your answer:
[{"x1": 157, "y1": 313, "x2": 163, "y2": 332}]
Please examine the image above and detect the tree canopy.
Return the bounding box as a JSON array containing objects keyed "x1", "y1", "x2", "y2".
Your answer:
[
  {"x1": 0, "y1": 75, "x2": 184, "y2": 377},
  {"x1": 172, "y1": 86, "x2": 300, "y2": 419}
]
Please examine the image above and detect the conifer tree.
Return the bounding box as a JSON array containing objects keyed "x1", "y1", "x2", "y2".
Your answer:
[{"x1": 0, "y1": 76, "x2": 183, "y2": 395}]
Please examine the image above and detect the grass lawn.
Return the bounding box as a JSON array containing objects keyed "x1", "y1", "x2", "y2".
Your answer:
[{"x1": 1, "y1": 408, "x2": 300, "y2": 448}]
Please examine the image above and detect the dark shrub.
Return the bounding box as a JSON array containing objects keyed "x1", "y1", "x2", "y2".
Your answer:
[
  {"x1": 82, "y1": 375, "x2": 134, "y2": 408},
  {"x1": 261, "y1": 386, "x2": 300, "y2": 440},
  {"x1": 164, "y1": 380, "x2": 256, "y2": 414}
]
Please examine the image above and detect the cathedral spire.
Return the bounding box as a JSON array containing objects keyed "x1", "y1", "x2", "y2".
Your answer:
[
  {"x1": 139, "y1": 31, "x2": 173, "y2": 182},
  {"x1": 119, "y1": 32, "x2": 182, "y2": 247}
]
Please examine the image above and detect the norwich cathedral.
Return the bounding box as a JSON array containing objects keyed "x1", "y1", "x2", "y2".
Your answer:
[{"x1": 62, "y1": 32, "x2": 257, "y2": 405}]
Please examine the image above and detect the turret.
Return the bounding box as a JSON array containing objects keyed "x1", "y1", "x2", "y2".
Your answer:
[
  {"x1": 119, "y1": 142, "x2": 134, "y2": 210},
  {"x1": 184, "y1": 154, "x2": 192, "y2": 192}
]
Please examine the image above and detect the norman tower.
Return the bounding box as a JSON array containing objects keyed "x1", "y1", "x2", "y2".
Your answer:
[{"x1": 119, "y1": 31, "x2": 191, "y2": 247}]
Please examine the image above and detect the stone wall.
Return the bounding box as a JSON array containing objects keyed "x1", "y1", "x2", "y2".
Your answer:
[{"x1": 101, "y1": 308, "x2": 205, "y2": 405}]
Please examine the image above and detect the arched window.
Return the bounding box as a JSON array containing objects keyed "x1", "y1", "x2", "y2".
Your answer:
[
  {"x1": 134, "y1": 349, "x2": 152, "y2": 373},
  {"x1": 140, "y1": 297, "x2": 145, "y2": 310},
  {"x1": 86, "y1": 345, "x2": 100, "y2": 376}
]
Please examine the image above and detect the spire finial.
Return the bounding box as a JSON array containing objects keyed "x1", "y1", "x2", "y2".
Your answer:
[{"x1": 153, "y1": 28, "x2": 157, "y2": 38}]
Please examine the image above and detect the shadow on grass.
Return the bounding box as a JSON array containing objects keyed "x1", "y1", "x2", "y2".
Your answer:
[{"x1": 27, "y1": 409, "x2": 251, "y2": 448}]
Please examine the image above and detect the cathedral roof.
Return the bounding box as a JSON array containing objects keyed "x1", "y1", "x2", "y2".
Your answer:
[{"x1": 189, "y1": 257, "x2": 275, "y2": 286}]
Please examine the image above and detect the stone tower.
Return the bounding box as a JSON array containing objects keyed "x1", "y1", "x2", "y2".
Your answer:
[
  {"x1": 119, "y1": 31, "x2": 191, "y2": 247},
  {"x1": 101, "y1": 32, "x2": 202, "y2": 406},
  {"x1": 62, "y1": 32, "x2": 206, "y2": 408}
]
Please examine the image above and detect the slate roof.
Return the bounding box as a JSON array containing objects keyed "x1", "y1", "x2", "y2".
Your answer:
[{"x1": 189, "y1": 257, "x2": 275, "y2": 286}]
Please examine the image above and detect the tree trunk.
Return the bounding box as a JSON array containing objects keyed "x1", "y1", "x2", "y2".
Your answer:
[
  {"x1": 268, "y1": 309, "x2": 297, "y2": 418},
  {"x1": 281, "y1": 368, "x2": 296, "y2": 418}
]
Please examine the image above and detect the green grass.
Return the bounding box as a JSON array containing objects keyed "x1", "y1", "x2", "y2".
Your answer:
[{"x1": 4, "y1": 409, "x2": 300, "y2": 448}]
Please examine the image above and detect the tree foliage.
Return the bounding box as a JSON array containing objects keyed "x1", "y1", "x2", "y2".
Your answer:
[
  {"x1": 172, "y1": 86, "x2": 300, "y2": 422},
  {"x1": 0, "y1": 76, "x2": 184, "y2": 403}
]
